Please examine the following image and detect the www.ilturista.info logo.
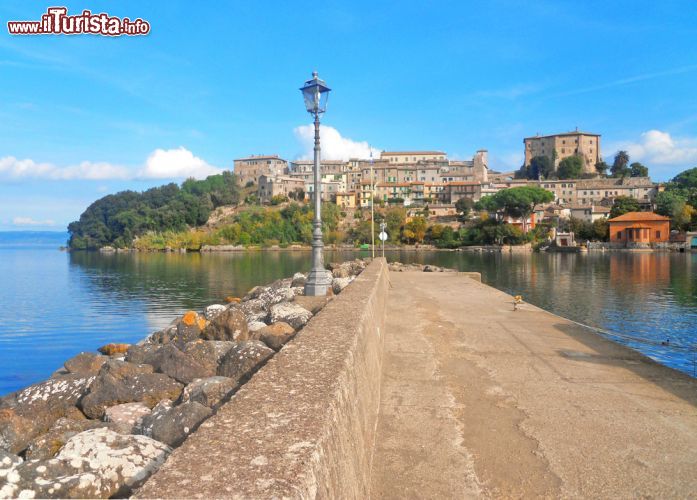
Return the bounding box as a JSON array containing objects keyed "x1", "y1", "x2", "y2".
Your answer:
[{"x1": 7, "y1": 7, "x2": 150, "y2": 36}]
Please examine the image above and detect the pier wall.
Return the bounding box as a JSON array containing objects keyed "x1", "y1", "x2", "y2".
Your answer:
[{"x1": 136, "y1": 258, "x2": 389, "y2": 498}]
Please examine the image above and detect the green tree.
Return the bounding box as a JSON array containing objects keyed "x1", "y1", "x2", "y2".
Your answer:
[
  {"x1": 656, "y1": 191, "x2": 695, "y2": 231},
  {"x1": 402, "y1": 217, "x2": 427, "y2": 244},
  {"x1": 454, "y1": 197, "x2": 473, "y2": 220},
  {"x1": 595, "y1": 160, "x2": 609, "y2": 176},
  {"x1": 487, "y1": 186, "x2": 554, "y2": 233},
  {"x1": 610, "y1": 196, "x2": 640, "y2": 218},
  {"x1": 529, "y1": 156, "x2": 555, "y2": 179},
  {"x1": 593, "y1": 218, "x2": 609, "y2": 241},
  {"x1": 384, "y1": 207, "x2": 406, "y2": 244},
  {"x1": 666, "y1": 167, "x2": 697, "y2": 208},
  {"x1": 557, "y1": 156, "x2": 584, "y2": 179},
  {"x1": 630, "y1": 162, "x2": 649, "y2": 177},
  {"x1": 611, "y1": 151, "x2": 631, "y2": 178}
]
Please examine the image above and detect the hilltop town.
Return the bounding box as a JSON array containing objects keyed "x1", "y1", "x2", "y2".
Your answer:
[
  {"x1": 233, "y1": 129, "x2": 695, "y2": 250},
  {"x1": 66, "y1": 129, "x2": 697, "y2": 252}
]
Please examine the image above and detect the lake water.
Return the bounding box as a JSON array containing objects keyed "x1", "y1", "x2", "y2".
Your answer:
[{"x1": 1, "y1": 233, "x2": 696, "y2": 395}]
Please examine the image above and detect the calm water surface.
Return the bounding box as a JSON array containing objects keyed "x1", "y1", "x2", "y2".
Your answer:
[{"x1": 1, "y1": 240, "x2": 696, "y2": 394}]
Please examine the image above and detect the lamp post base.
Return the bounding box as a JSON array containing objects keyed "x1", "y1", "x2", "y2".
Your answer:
[{"x1": 304, "y1": 268, "x2": 332, "y2": 296}]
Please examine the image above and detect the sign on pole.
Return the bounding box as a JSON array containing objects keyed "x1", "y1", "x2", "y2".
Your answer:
[{"x1": 379, "y1": 231, "x2": 388, "y2": 242}]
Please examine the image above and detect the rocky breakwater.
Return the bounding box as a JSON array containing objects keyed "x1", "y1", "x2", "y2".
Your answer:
[{"x1": 0, "y1": 260, "x2": 368, "y2": 499}]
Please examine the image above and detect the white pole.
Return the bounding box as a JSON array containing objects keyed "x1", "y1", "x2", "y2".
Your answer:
[{"x1": 370, "y1": 149, "x2": 375, "y2": 259}]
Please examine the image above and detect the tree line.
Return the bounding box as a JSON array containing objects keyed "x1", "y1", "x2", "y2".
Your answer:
[
  {"x1": 68, "y1": 171, "x2": 241, "y2": 249},
  {"x1": 516, "y1": 150, "x2": 649, "y2": 180}
]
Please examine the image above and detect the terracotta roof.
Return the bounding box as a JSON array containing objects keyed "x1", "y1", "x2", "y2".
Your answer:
[{"x1": 608, "y1": 212, "x2": 670, "y2": 222}]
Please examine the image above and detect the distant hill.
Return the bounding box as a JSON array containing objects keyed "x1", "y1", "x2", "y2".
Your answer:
[
  {"x1": 68, "y1": 171, "x2": 240, "y2": 250},
  {"x1": 0, "y1": 231, "x2": 69, "y2": 247}
]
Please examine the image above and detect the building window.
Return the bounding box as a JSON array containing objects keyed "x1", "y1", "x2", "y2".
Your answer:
[
  {"x1": 656, "y1": 231, "x2": 661, "y2": 239},
  {"x1": 617, "y1": 231, "x2": 622, "y2": 240}
]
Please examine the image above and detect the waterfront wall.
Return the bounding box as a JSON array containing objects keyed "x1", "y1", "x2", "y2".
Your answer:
[{"x1": 136, "y1": 258, "x2": 389, "y2": 498}]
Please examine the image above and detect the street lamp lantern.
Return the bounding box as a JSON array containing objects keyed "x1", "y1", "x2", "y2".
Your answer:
[
  {"x1": 300, "y1": 71, "x2": 332, "y2": 296},
  {"x1": 300, "y1": 71, "x2": 331, "y2": 114}
]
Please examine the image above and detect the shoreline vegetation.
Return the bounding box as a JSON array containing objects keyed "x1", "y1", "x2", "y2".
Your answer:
[{"x1": 66, "y1": 168, "x2": 697, "y2": 254}]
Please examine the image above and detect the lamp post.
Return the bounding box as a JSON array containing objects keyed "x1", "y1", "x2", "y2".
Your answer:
[{"x1": 300, "y1": 71, "x2": 332, "y2": 296}]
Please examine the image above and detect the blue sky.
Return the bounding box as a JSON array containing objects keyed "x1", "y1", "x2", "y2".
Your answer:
[{"x1": 1, "y1": 1, "x2": 697, "y2": 230}]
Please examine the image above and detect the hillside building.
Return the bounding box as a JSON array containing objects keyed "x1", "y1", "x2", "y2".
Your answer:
[
  {"x1": 608, "y1": 212, "x2": 670, "y2": 247},
  {"x1": 524, "y1": 130, "x2": 601, "y2": 175},
  {"x1": 234, "y1": 155, "x2": 288, "y2": 186},
  {"x1": 257, "y1": 175, "x2": 305, "y2": 203}
]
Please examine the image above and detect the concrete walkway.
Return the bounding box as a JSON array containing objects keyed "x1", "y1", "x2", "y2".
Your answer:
[{"x1": 370, "y1": 271, "x2": 697, "y2": 498}]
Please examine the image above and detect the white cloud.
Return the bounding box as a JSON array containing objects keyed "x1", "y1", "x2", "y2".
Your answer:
[
  {"x1": 0, "y1": 156, "x2": 131, "y2": 180},
  {"x1": 138, "y1": 147, "x2": 222, "y2": 179},
  {"x1": 294, "y1": 124, "x2": 380, "y2": 161},
  {"x1": 612, "y1": 130, "x2": 697, "y2": 165},
  {"x1": 0, "y1": 147, "x2": 221, "y2": 181},
  {"x1": 13, "y1": 216, "x2": 55, "y2": 226}
]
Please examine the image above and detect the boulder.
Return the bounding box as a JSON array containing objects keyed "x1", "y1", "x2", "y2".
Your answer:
[
  {"x1": 136, "y1": 400, "x2": 173, "y2": 438},
  {"x1": 124, "y1": 342, "x2": 161, "y2": 365},
  {"x1": 147, "y1": 312, "x2": 208, "y2": 348},
  {"x1": 332, "y1": 266, "x2": 350, "y2": 278},
  {"x1": 97, "y1": 343, "x2": 130, "y2": 356},
  {"x1": 201, "y1": 307, "x2": 249, "y2": 342},
  {"x1": 23, "y1": 417, "x2": 106, "y2": 460},
  {"x1": 332, "y1": 277, "x2": 353, "y2": 294},
  {"x1": 204, "y1": 304, "x2": 227, "y2": 320},
  {"x1": 64, "y1": 352, "x2": 108, "y2": 376},
  {"x1": 0, "y1": 375, "x2": 93, "y2": 454},
  {"x1": 256, "y1": 286, "x2": 295, "y2": 310},
  {"x1": 182, "y1": 340, "x2": 235, "y2": 372},
  {"x1": 0, "y1": 449, "x2": 22, "y2": 473},
  {"x1": 80, "y1": 359, "x2": 183, "y2": 419},
  {"x1": 0, "y1": 428, "x2": 171, "y2": 498},
  {"x1": 217, "y1": 341, "x2": 274, "y2": 386},
  {"x1": 139, "y1": 344, "x2": 213, "y2": 384},
  {"x1": 290, "y1": 272, "x2": 306, "y2": 288},
  {"x1": 148, "y1": 401, "x2": 212, "y2": 448},
  {"x1": 104, "y1": 402, "x2": 151, "y2": 434},
  {"x1": 236, "y1": 298, "x2": 268, "y2": 323},
  {"x1": 254, "y1": 322, "x2": 295, "y2": 351},
  {"x1": 243, "y1": 285, "x2": 266, "y2": 301},
  {"x1": 247, "y1": 321, "x2": 267, "y2": 333},
  {"x1": 180, "y1": 376, "x2": 236, "y2": 408},
  {"x1": 173, "y1": 311, "x2": 208, "y2": 347},
  {"x1": 268, "y1": 302, "x2": 313, "y2": 330}
]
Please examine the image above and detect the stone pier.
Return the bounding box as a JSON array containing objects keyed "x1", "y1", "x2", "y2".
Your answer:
[{"x1": 138, "y1": 260, "x2": 697, "y2": 498}]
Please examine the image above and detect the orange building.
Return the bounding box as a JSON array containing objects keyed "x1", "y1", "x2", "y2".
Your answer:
[{"x1": 608, "y1": 212, "x2": 670, "y2": 247}]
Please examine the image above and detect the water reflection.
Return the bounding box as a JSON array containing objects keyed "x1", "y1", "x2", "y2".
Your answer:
[{"x1": 0, "y1": 248, "x2": 695, "y2": 395}]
